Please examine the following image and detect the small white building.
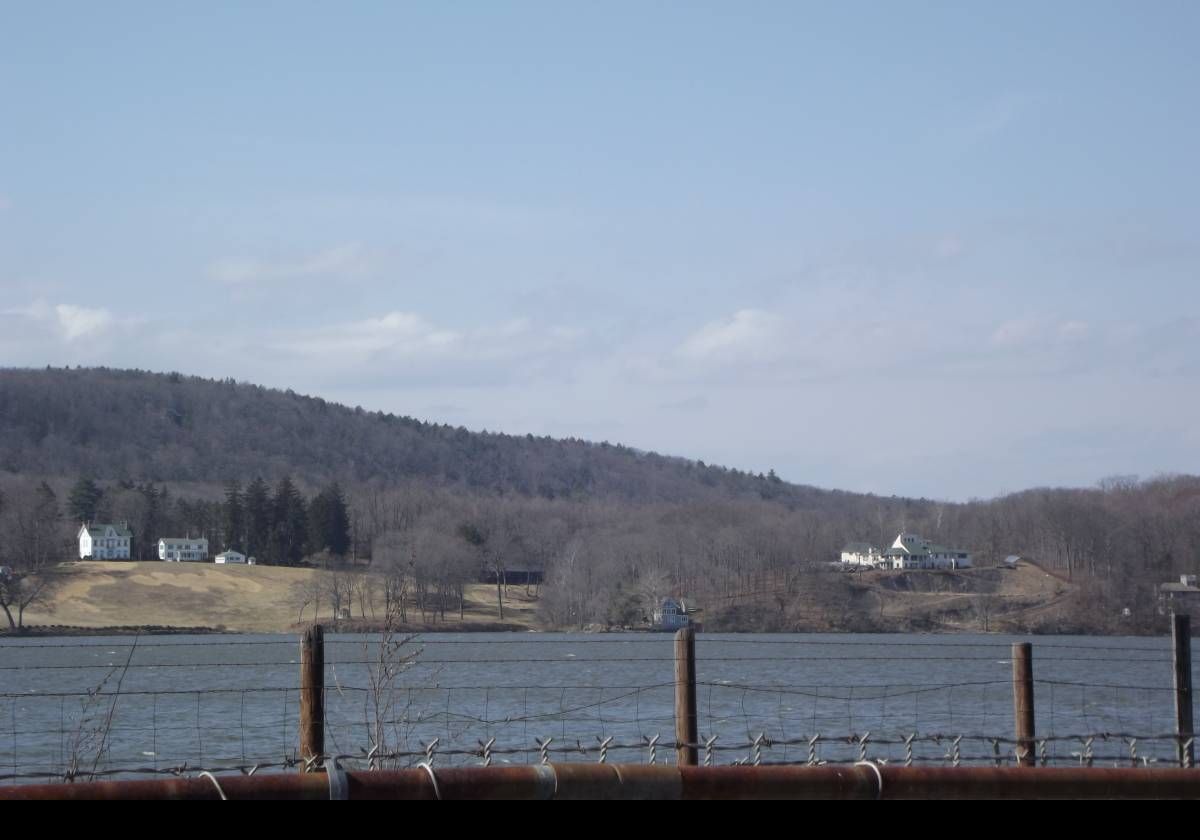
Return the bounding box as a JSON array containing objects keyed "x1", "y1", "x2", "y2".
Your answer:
[
  {"x1": 214, "y1": 550, "x2": 247, "y2": 565},
  {"x1": 78, "y1": 523, "x2": 133, "y2": 560},
  {"x1": 158, "y1": 537, "x2": 209, "y2": 562},
  {"x1": 652, "y1": 597, "x2": 691, "y2": 630},
  {"x1": 840, "y1": 542, "x2": 882, "y2": 568}
]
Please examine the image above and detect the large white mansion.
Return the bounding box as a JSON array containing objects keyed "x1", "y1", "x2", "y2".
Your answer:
[
  {"x1": 840, "y1": 532, "x2": 972, "y2": 570},
  {"x1": 77, "y1": 523, "x2": 133, "y2": 560}
]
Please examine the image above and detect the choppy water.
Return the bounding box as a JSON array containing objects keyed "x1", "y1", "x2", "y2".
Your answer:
[{"x1": 1, "y1": 632, "x2": 1193, "y2": 780}]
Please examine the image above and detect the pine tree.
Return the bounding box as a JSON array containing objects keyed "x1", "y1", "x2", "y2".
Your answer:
[
  {"x1": 137, "y1": 483, "x2": 162, "y2": 560},
  {"x1": 223, "y1": 480, "x2": 244, "y2": 552},
  {"x1": 67, "y1": 477, "x2": 103, "y2": 522},
  {"x1": 270, "y1": 477, "x2": 307, "y2": 566},
  {"x1": 306, "y1": 490, "x2": 330, "y2": 557},
  {"x1": 326, "y1": 482, "x2": 350, "y2": 557},
  {"x1": 244, "y1": 477, "x2": 270, "y2": 559},
  {"x1": 307, "y1": 483, "x2": 351, "y2": 558}
]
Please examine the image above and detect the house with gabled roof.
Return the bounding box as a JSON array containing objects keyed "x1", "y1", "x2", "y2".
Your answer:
[
  {"x1": 882, "y1": 532, "x2": 971, "y2": 570},
  {"x1": 652, "y1": 597, "x2": 692, "y2": 630},
  {"x1": 78, "y1": 522, "x2": 133, "y2": 560},
  {"x1": 159, "y1": 537, "x2": 209, "y2": 562}
]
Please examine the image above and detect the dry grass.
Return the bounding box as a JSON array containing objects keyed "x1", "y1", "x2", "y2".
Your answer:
[
  {"x1": 24, "y1": 561, "x2": 542, "y2": 633},
  {"x1": 862, "y1": 563, "x2": 1073, "y2": 630}
]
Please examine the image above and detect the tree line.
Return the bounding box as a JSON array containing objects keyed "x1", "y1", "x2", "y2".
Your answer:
[
  {"x1": 64, "y1": 476, "x2": 351, "y2": 565},
  {"x1": 3, "y1": 470, "x2": 1199, "y2": 633}
]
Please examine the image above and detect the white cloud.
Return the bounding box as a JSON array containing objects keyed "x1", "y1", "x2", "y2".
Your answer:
[
  {"x1": 210, "y1": 243, "x2": 372, "y2": 286},
  {"x1": 652, "y1": 304, "x2": 1121, "y2": 389},
  {"x1": 677, "y1": 309, "x2": 782, "y2": 361},
  {"x1": 265, "y1": 310, "x2": 584, "y2": 379},
  {"x1": 0, "y1": 299, "x2": 592, "y2": 392},
  {"x1": 54, "y1": 304, "x2": 114, "y2": 341},
  {"x1": 2, "y1": 300, "x2": 115, "y2": 342},
  {"x1": 271, "y1": 311, "x2": 458, "y2": 360}
]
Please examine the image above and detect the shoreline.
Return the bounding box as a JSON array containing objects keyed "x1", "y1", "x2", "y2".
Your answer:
[{"x1": 0, "y1": 623, "x2": 1177, "y2": 638}]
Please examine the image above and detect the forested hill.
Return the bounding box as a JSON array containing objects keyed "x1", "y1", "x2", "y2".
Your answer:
[
  {"x1": 0, "y1": 367, "x2": 854, "y2": 506},
  {"x1": 5, "y1": 367, "x2": 1200, "y2": 634}
]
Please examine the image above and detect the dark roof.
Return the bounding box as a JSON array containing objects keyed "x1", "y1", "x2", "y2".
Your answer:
[{"x1": 85, "y1": 523, "x2": 133, "y2": 538}]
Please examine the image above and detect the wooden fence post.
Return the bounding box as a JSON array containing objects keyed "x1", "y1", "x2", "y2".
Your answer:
[
  {"x1": 674, "y1": 626, "x2": 698, "y2": 767},
  {"x1": 1012, "y1": 642, "x2": 1035, "y2": 767},
  {"x1": 1173, "y1": 614, "x2": 1194, "y2": 768},
  {"x1": 300, "y1": 624, "x2": 325, "y2": 771}
]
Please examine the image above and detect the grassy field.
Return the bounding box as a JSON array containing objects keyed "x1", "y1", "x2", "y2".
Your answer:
[
  {"x1": 22, "y1": 561, "x2": 541, "y2": 633},
  {"x1": 18, "y1": 559, "x2": 1084, "y2": 635}
]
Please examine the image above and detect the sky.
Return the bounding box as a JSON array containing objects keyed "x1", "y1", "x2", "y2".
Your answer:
[{"x1": 1, "y1": 1, "x2": 1198, "y2": 500}]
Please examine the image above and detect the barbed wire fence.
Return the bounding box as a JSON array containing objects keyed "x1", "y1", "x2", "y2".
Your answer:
[{"x1": 0, "y1": 628, "x2": 1194, "y2": 784}]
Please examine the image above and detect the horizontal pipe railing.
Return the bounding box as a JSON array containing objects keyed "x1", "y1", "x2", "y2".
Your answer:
[{"x1": 3, "y1": 764, "x2": 1199, "y2": 800}]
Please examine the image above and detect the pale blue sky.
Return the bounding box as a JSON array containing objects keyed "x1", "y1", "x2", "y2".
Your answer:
[{"x1": 2, "y1": 2, "x2": 1198, "y2": 499}]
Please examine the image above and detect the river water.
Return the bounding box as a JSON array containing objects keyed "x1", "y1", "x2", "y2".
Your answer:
[{"x1": 0, "y1": 632, "x2": 1192, "y2": 780}]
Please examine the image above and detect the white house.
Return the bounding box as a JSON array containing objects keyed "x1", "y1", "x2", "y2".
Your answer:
[
  {"x1": 652, "y1": 597, "x2": 691, "y2": 630},
  {"x1": 158, "y1": 537, "x2": 209, "y2": 562},
  {"x1": 78, "y1": 523, "x2": 133, "y2": 560},
  {"x1": 214, "y1": 550, "x2": 248, "y2": 565},
  {"x1": 881, "y1": 532, "x2": 972, "y2": 570},
  {"x1": 840, "y1": 542, "x2": 882, "y2": 568}
]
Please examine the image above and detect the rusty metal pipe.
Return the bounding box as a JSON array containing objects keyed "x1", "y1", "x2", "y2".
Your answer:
[
  {"x1": 876, "y1": 766, "x2": 1200, "y2": 800},
  {"x1": 0, "y1": 772, "x2": 333, "y2": 801},
  {"x1": 3, "y1": 764, "x2": 1199, "y2": 800},
  {"x1": 679, "y1": 765, "x2": 877, "y2": 800}
]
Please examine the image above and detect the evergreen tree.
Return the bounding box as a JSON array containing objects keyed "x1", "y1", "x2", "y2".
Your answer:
[
  {"x1": 67, "y1": 477, "x2": 103, "y2": 522},
  {"x1": 326, "y1": 482, "x2": 350, "y2": 557},
  {"x1": 158, "y1": 485, "x2": 174, "y2": 538},
  {"x1": 137, "y1": 483, "x2": 163, "y2": 560},
  {"x1": 270, "y1": 477, "x2": 307, "y2": 566},
  {"x1": 306, "y1": 489, "x2": 330, "y2": 557},
  {"x1": 223, "y1": 480, "x2": 244, "y2": 552},
  {"x1": 307, "y1": 483, "x2": 350, "y2": 558},
  {"x1": 244, "y1": 477, "x2": 270, "y2": 559}
]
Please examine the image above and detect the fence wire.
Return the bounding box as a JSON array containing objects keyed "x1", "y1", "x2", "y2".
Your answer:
[{"x1": 0, "y1": 632, "x2": 1193, "y2": 782}]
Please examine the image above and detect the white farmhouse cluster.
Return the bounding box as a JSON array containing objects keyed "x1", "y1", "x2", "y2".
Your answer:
[
  {"x1": 77, "y1": 523, "x2": 254, "y2": 564},
  {"x1": 840, "y1": 532, "x2": 972, "y2": 571}
]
